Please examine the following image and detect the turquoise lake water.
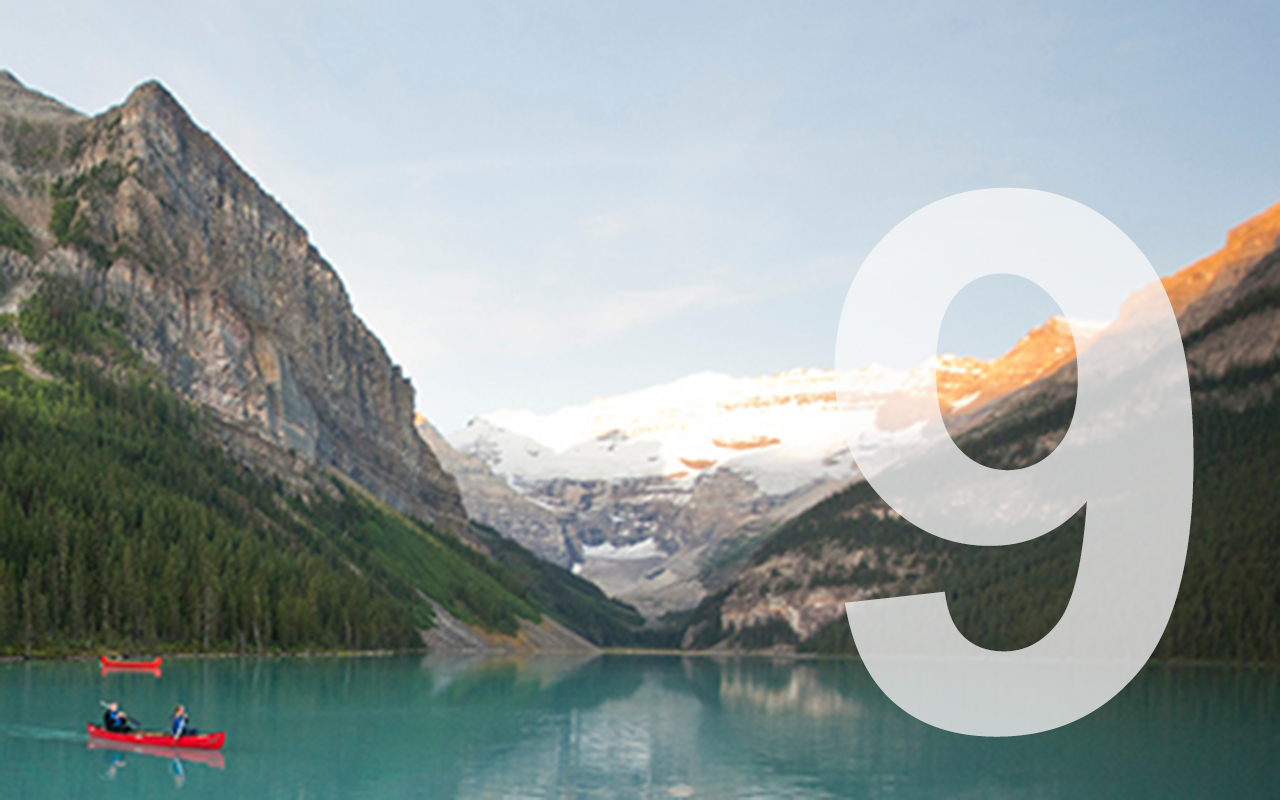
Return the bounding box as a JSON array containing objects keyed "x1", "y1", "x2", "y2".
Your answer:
[{"x1": 0, "y1": 654, "x2": 1276, "y2": 798}]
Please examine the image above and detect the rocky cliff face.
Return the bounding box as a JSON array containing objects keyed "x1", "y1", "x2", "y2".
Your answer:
[{"x1": 0, "y1": 72, "x2": 466, "y2": 529}]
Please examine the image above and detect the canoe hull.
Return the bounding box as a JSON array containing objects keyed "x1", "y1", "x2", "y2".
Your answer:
[
  {"x1": 87, "y1": 723, "x2": 225, "y2": 751},
  {"x1": 99, "y1": 655, "x2": 163, "y2": 670}
]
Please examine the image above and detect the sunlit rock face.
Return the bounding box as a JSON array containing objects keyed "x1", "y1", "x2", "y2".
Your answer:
[
  {"x1": 1172, "y1": 202, "x2": 1280, "y2": 409},
  {"x1": 1164, "y1": 202, "x2": 1280, "y2": 317},
  {"x1": 936, "y1": 315, "x2": 1103, "y2": 419},
  {"x1": 0, "y1": 72, "x2": 466, "y2": 529}
]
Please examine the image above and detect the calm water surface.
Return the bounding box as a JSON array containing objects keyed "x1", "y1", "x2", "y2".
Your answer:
[{"x1": 0, "y1": 654, "x2": 1276, "y2": 798}]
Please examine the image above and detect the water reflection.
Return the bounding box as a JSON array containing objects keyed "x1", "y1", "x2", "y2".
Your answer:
[
  {"x1": 445, "y1": 656, "x2": 1280, "y2": 799},
  {"x1": 86, "y1": 738, "x2": 227, "y2": 770},
  {"x1": 101, "y1": 748, "x2": 127, "y2": 781},
  {"x1": 423, "y1": 652, "x2": 605, "y2": 703},
  {"x1": 448, "y1": 655, "x2": 873, "y2": 797},
  {"x1": 99, "y1": 666, "x2": 162, "y2": 678},
  {"x1": 715, "y1": 658, "x2": 862, "y2": 717},
  {"x1": 0, "y1": 656, "x2": 1276, "y2": 798}
]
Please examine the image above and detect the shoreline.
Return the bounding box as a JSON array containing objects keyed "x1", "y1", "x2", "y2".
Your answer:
[
  {"x1": 0, "y1": 648, "x2": 424, "y2": 664},
  {"x1": 3, "y1": 647, "x2": 1278, "y2": 668}
]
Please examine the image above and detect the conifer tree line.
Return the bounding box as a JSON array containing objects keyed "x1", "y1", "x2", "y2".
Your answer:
[
  {"x1": 727, "y1": 384, "x2": 1280, "y2": 662},
  {"x1": 0, "y1": 277, "x2": 544, "y2": 655}
]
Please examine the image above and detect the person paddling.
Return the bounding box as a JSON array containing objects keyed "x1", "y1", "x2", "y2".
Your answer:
[
  {"x1": 103, "y1": 701, "x2": 133, "y2": 733},
  {"x1": 170, "y1": 704, "x2": 198, "y2": 740}
]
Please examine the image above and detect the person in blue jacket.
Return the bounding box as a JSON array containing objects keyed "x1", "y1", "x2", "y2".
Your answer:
[
  {"x1": 170, "y1": 704, "x2": 198, "y2": 739},
  {"x1": 103, "y1": 702, "x2": 133, "y2": 733}
]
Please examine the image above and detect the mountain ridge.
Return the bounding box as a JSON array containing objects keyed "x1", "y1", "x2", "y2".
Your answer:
[{"x1": 678, "y1": 198, "x2": 1280, "y2": 658}]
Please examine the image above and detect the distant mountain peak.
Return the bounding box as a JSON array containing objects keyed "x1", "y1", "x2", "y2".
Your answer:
[{"x1": 120, "y1": 78, "x2": 192, "y2": 123}]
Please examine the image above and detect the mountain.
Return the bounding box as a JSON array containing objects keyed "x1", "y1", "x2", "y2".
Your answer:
[
  {"x1": 679, "y1": 200, "x2": 1280, "y2": 661},
  {"x1": 0, "y1": 72, "x2": 617, "y2": 655},
  {"x1": 441, "y1": 369, "x2": 864, "y2": 618},
  {"x1": 0, "y1": 71, "x2": 464, "y2": 530},
  {"x1": 440, "y1": 316, "x2": 1104, "y2": 619}
]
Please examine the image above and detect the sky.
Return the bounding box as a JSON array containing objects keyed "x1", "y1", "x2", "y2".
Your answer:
[{"x1": 2, "y1": 1, "x2": 1279, "y2": 430}]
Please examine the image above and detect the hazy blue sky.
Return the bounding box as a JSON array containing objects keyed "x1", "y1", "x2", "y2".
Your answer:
[{"x1": 3, "y1": 1, "x2": 1278, "y2": 429}]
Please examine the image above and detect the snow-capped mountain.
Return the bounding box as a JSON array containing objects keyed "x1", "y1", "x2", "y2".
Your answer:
[
  {"x1": 453, "y1": 367, "x2": 892, "y2": 493},
  {"x1": 430, "y1": 315, "x2": 1105, "y2": 618}
]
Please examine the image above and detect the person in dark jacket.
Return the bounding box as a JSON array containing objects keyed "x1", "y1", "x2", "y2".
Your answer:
[{"x1": 103, "y1": 702, "x2": 133, "y2": 733}]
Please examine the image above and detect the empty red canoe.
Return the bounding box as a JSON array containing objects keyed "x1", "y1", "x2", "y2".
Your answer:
[
  {"x1": 99, "y1": 655, "x2": 163, "y2": 670},
  {"x1": 87, "y1": 723, "x2": 225, "y2": 751}
]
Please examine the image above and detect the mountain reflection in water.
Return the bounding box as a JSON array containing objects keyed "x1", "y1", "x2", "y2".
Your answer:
[
  {"x1": 715, "y1": 659, "x2": 860, "y2": 717},
  {"x1": 0, "y1": 655, "x2": 1275, "y2": 798}
]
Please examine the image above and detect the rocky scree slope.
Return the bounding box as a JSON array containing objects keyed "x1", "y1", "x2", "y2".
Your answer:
[
  {"x1": 0, "y1": 71, "x2": 465, "y2": 530},
  {"x1": 681, "y1": 201, "x2": 1280, "y2": 660}
]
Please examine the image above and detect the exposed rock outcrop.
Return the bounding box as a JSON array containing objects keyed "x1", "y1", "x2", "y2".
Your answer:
[{"x1": 0, "y1": 71, "x2": 466, "y2": 529}]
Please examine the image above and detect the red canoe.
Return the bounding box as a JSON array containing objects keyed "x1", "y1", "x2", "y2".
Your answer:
[
  {"x1": 87, "y1": 723, "x2": 225, "y2": 751},
  {"x1": 99, "y1": 655, "x2": 163, "y2": 670}
]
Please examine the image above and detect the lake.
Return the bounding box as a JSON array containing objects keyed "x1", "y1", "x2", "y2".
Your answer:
[{"x1": 0, "y1": 654, "x2": 1276, "y2": 798}]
